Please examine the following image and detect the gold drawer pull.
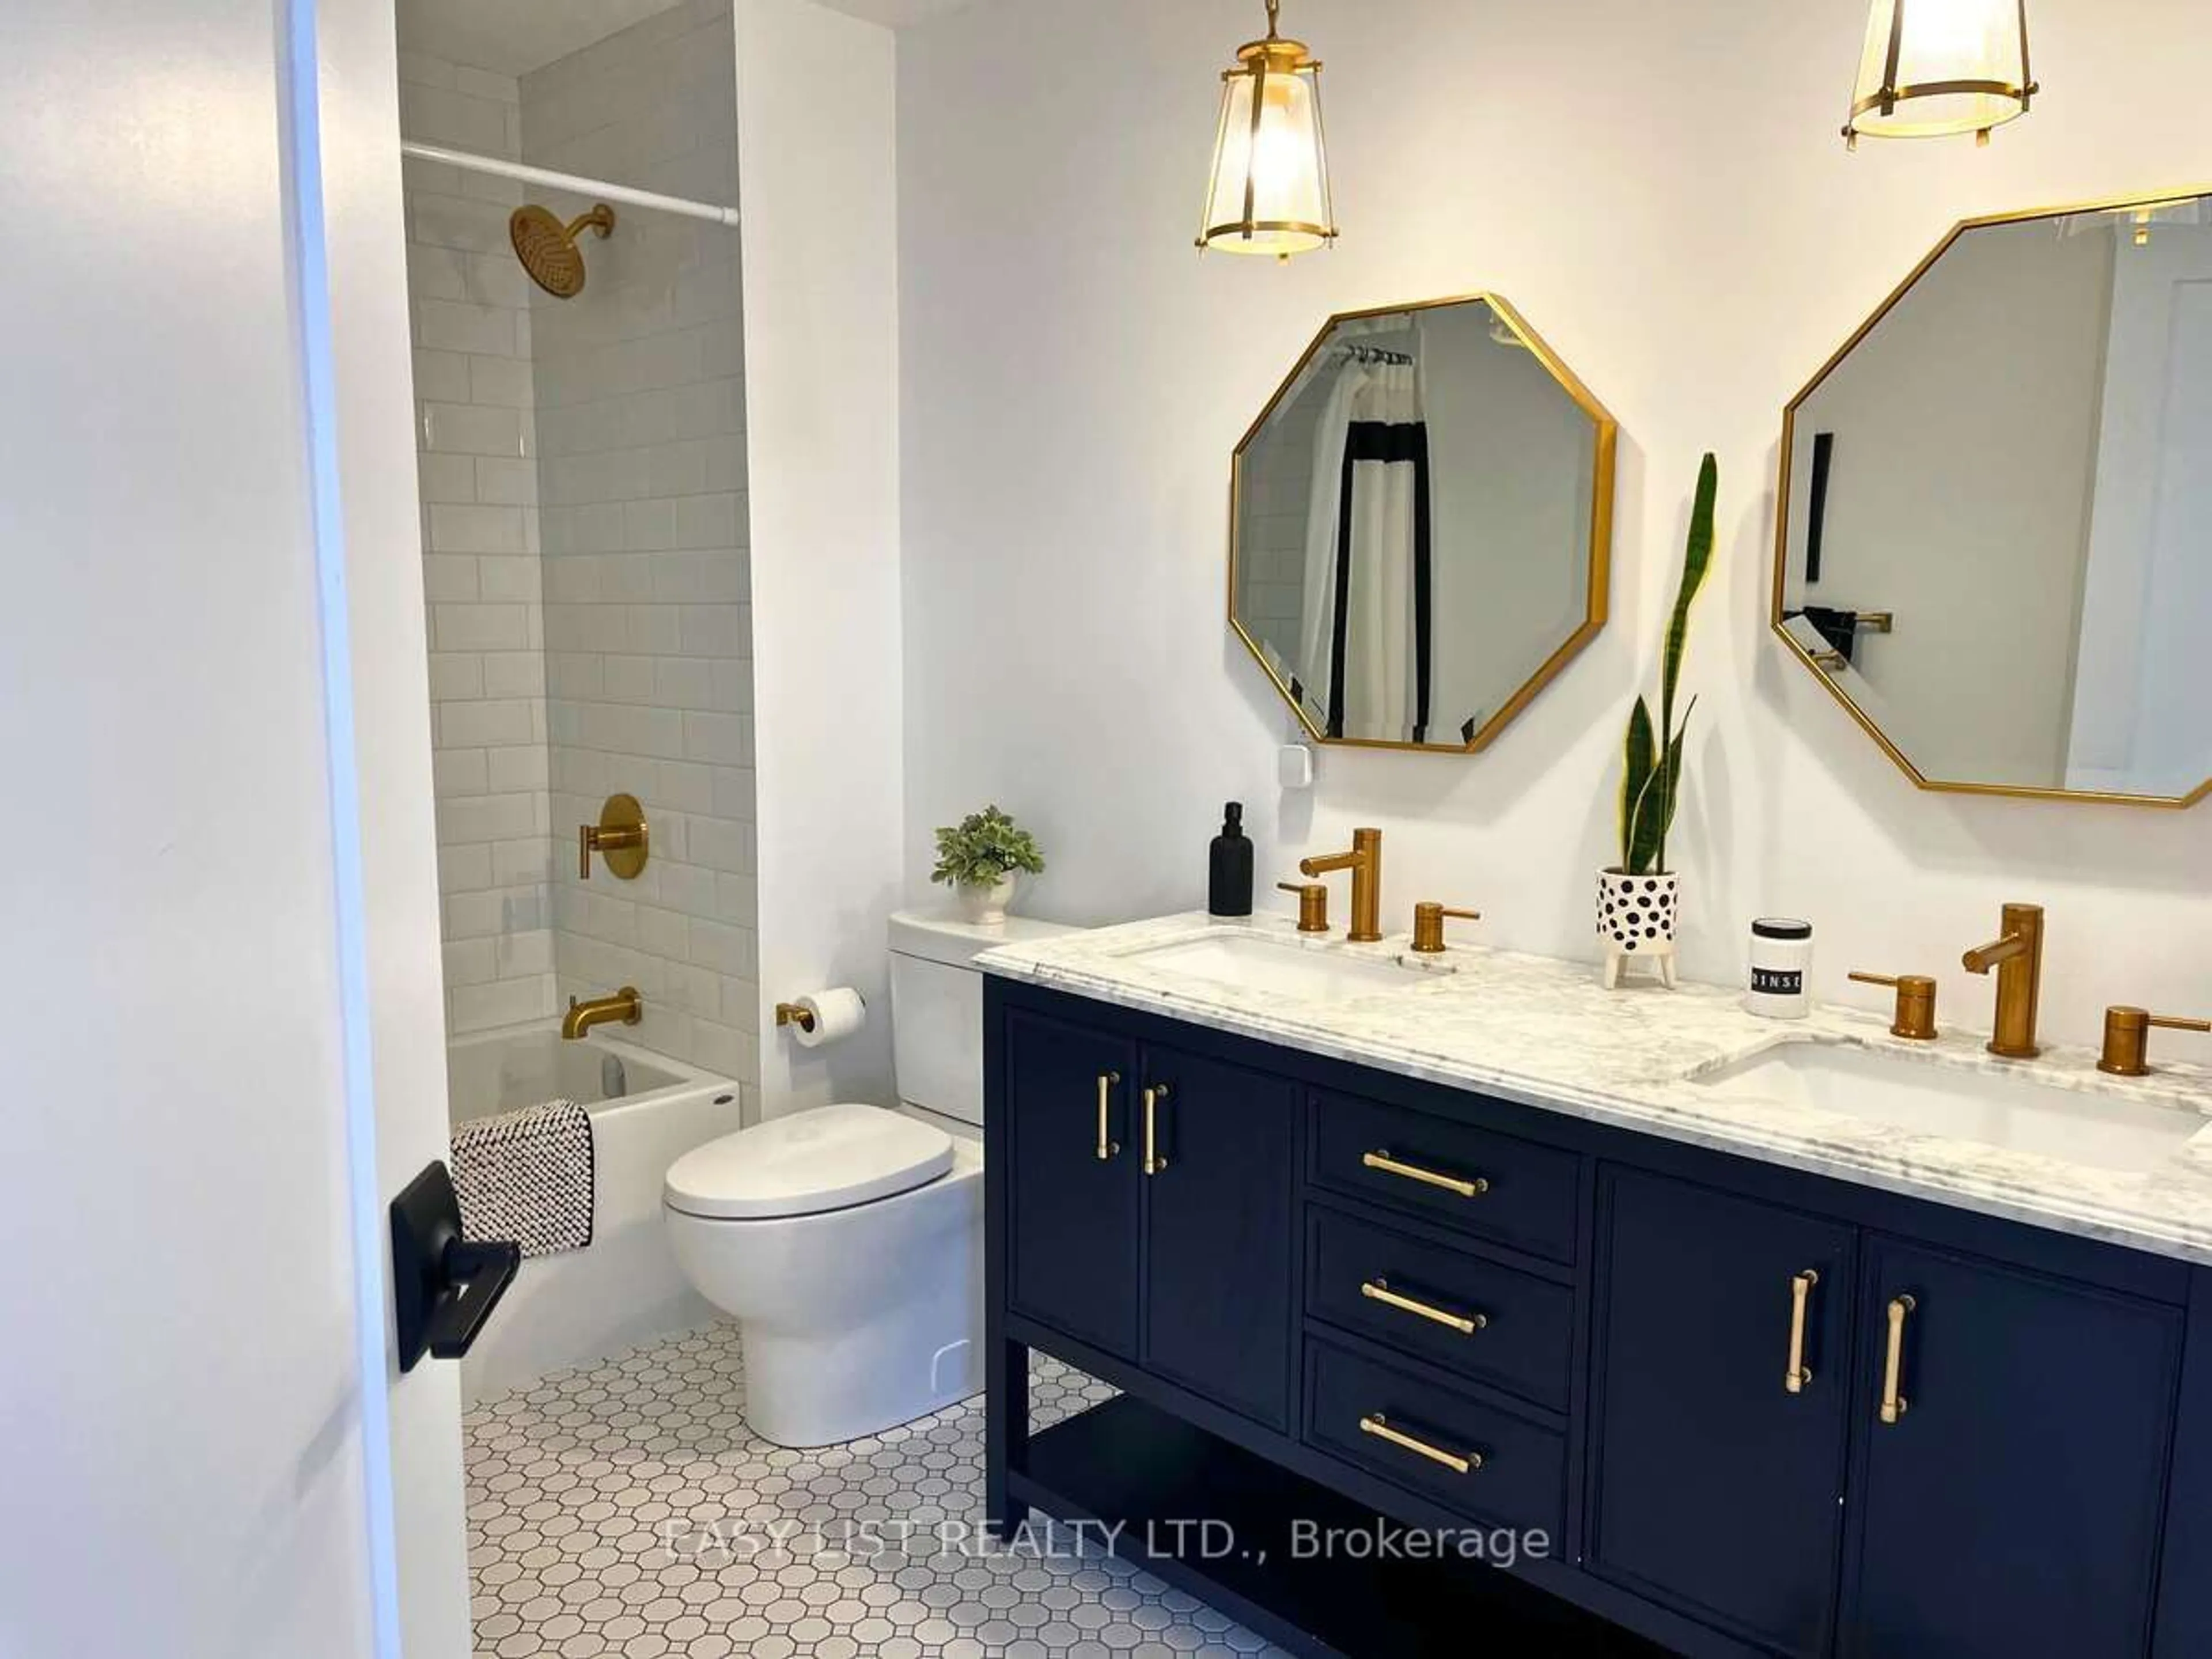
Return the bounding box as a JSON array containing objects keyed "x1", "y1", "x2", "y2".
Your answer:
[
  {"x1": 1362, "y1": 1149, "x2": 1488, "y2": 1198},
  {"x1": 1880, "y1": 1293, "x2": 1916, "y2": 1425},
  {"x1": 1362, "y1": 1278, "x2": 1486, "y2": 1336},
  {"x1": 1359, "y1": 1413, "x2": 1482, "y2": 1475},
  {"x1": 1784, "y1": 1269, "x2": 1819, "y2": 1395},
  {"x1": 1094, "y1": 1073, "x2": 1120, "y2": 1161},
  {"x1": 1143, "y1": 1084, "x2": 1171, "y2": 1176}
]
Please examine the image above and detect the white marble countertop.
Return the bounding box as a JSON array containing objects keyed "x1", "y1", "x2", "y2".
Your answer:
[{"x1": 979, "y1": 911, "x2": 2212, "y2": 1268}]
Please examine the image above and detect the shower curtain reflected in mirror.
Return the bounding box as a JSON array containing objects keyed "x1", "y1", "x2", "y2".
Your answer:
[{"x1": 1297, "y1": 354, "x2": 1431, "y2": 743}]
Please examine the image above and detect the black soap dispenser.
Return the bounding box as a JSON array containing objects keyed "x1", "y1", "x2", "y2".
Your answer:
[{"x1": 1209, "y1": 802, "x2": 1253, "y2": 917}]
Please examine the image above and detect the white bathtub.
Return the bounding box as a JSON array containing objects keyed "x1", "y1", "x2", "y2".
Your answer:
[{"x1": 447, "y1": 1023, "x2": 739, "y2": 1404}]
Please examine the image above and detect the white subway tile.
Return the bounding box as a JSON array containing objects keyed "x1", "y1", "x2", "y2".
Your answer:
[
  {"x1": 487, "y1": 745, "x2": 550, "y2": 794},
  {"x1": 427, "y1": 652, "x2": 483, "y2": 701},
  {"x1": 422, "y1": 555, "x2": 480, "y2": 603},
  {"x1": 410, "y1": 344, "x2": 471, "y2": 402},
  {"x1": 681, "y1": 710, "x2": 749, "y2": 766},
  {"x1": 442, "y1": 937, "x2": 498, "y2": 987},
  {"x1": 491, "y1": 835, "x2": 553, "y2": 887},
  {"x1": 480, "y1": 651, "x2": 546, "y2": 699},
  {"x1": 475, "y1": 457, "x2": 539, "y2": 506},
  {"x1": 476, "y1": 555, "x2": 541, "y2": 601},
  {"x1": 430, "y1": 503, "x2": 527, "y2": 555},
  {"x1": 434, "y1": 603, "x2": 529, "y2": 652},
  {"x1": 469, "y1": 354, "x2": 534, "y2": 410},
  {"x1": 439, "y1": 791, "x2": 540, "y2": 845},
  {"x1": 438, "y1": 843, "x2": 492, "y2": 893},
  {"x1": 422, "y1": 402, "x2": 524, "y2": 457},
  {"x1": 450, "y1": 975, "x2": 556, "y2": 1035},
  {"x1": 416, "y1": 451, "x2": 479, "y2": 505},
  {"x1": 416, "y1": 298, "x2": 518, "y2": 358}
]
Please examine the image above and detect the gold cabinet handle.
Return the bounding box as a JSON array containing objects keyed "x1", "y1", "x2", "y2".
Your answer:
[
  {"x1": 1094, "y1": 1072, "x2": 1120, "y2": 1161},
  {"x1": 1143, "y1": 1084, "x2": 1170, "y2": 1176},
  {"x1": 1784, "y1": 1269, "x2": 1819, "y2": 1395},
  {"x1": 1358, "y1": 1413, "x2": 1482, "y2": 1475},
  {"x1": 1880, "y1": 1293, "x2": 1916, "y2": 1425},
  {"x1": 1362, "y1": 1149, "x2": 1488, "y2": 1199},
  {"x1": 1362, "y1": 1278, "x2": 1486, "y2": 1336}
]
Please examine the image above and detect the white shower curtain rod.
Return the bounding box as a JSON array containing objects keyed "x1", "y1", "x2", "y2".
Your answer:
[{"x1": 400, "y1": 141, "x2": 742, "y2": 229}]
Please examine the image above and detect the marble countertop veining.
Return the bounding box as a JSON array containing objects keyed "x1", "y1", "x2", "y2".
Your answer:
[{"x1": 978, "y1": 911, "x2": 2212, "y2": 1267}]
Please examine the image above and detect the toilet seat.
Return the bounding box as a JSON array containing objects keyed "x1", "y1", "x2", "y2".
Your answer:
[{"x1": 664, "y1": 1103, "x2": 954, "y2": 1221}]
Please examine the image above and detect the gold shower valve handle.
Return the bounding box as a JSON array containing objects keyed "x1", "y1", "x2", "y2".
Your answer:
[
  {"x1": 579, "y1": 793, "x2": 649, "y2": 881},
  {"x1": 2099, "y1": 1006, "x2": 2212, "y2": 1078}
]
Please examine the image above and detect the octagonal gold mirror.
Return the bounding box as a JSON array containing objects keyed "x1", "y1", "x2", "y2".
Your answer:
[
  {"x1": 1230, "y1": 294, "x2": 1618, "y2": 752},
  {"x1": 1775, "y1": 187, "x2": 2212, "y2": 807}
]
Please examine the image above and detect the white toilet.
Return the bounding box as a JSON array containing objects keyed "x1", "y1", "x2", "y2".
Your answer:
[{"x1": 663, "y1": 908, "x2": 1074, "y2": 1447}]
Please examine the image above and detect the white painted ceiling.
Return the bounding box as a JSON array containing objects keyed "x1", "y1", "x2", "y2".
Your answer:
[
  {"x1": 812, "y1": 0, "x2": 984, "y2": 24},
  {"x1": 398, "y1": 0, "x2": 983, "y2": 78}
]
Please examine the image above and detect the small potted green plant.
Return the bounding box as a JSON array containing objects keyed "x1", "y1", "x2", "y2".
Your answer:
[
  {"x1": 931, "y1": 804, "x2": 1046, "y2": 926},
  {"x1": 1601, "y1": 454, "x2": 1716, "y2": 990}
]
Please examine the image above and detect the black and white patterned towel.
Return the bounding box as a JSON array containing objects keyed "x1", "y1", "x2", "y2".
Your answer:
[{"x1": 451, "y1": 1099, "x2": 595, "y2": 1258}]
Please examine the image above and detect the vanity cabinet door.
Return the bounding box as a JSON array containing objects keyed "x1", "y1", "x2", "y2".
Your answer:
[
  {"x1": 1138, "y1": 1044, "x2": 1297, "y2": 1430},
  {"x1": 1004, "y1": 1008, "x2": 1141, "y2": 1359},
  {"x1": 1840, "y1": 1239, "x2": 2180, "y2": 1659},
  {"x1": 1589, "y1": 1169, "x2": 1855, "y2": 1659}
]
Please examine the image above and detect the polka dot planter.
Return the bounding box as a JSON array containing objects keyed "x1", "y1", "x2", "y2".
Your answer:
[{"x1": 1598, "y1": 867, "x2": 1680, "y2": 990}]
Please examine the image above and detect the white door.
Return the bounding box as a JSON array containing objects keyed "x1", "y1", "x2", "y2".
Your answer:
[{"x1": 0, "y1": 0, "x2": 469, "y2": 1654}]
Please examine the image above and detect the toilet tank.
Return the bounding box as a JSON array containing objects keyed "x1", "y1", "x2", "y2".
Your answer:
[{"x1": 889, "y1": 909, "x2": 1078, "y2": 1127}]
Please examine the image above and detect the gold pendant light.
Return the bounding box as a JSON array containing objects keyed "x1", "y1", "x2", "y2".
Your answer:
[
  {"x1": 1844, "y1": 0, "x2": 2038, "y2": 149},
  {"x1": 1196, "y1": 0, "x2": 1338, "y2": 260}
]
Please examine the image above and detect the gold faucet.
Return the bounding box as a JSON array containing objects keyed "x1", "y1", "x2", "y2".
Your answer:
[
  {"x1": 1960, "y1": 904, "x2": 2044, "y2": 1059},
  {"x1": 563, "y1": 986, "x2": 642, "y2": 1040},
  {"x1": 1301, "y1": 828, "x2": 1383, "y2": 944}
]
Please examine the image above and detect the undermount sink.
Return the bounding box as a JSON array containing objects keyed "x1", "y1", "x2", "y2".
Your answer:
[
  {"x1": 1121, "y1": 931, "x2": 1429, "y2": 1002},
  {"x1": 1692, "y1": 1043, "x2": 2207, "y2": 1175}
]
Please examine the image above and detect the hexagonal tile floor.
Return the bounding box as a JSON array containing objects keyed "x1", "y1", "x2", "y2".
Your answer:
[{"x1": 464, "y1": 1321, "x2": 1294, "y2": 1658}]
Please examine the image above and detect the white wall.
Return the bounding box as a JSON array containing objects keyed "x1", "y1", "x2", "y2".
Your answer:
[
  {"x1": 897, "y1": 0, "x2": 2212, "y2": 1050},
  {"x1": 526, "y1": 0, "x2": 765, "y2": 1099},
  {"x1": 736, "y1": 0, "x2": 906, "y2": 1118},
  {"x1": 0, "y1": 0, "x2": 465, "y2": 1650}
]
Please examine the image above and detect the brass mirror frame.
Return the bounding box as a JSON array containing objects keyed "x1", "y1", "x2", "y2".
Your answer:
[
  {"x1": 1229, "y1": 293, "x2": 1620, "y2": 755},
  {"x1": 1772, "y1": 185, "x2": 2212, "y2": 810}
]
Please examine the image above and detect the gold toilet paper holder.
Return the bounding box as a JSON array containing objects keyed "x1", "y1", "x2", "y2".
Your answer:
[{"x1": 774, "y1": 1002, "x2": 817, "y2": 1033}]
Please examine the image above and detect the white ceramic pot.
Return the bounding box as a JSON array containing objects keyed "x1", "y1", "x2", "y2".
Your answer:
[
  {"x1": 1597, "y1": 867, "x2": 1680, "y2": 990},
  {"x1": 957, "y1": 874, "x2": 1019, "y2": 926}
]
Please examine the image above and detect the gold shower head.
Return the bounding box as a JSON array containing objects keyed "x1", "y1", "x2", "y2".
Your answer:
[{"x1": 509, "y1": 203, "x2": 616, "y2": 299}]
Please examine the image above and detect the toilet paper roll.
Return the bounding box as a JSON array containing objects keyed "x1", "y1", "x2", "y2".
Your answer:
[{"x1": 792, "y1": 987, "x2": 866, "y2": 1049}]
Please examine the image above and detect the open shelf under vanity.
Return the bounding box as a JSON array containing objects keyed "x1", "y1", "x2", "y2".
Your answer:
[{"x1": 1013, "y1": 1395, "x2": 1666, "y2": 1659}]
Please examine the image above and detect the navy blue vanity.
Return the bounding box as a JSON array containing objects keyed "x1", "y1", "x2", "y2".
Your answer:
[{"x1": 984, "y1": 978, "x2": 2212, "y2": 1658}]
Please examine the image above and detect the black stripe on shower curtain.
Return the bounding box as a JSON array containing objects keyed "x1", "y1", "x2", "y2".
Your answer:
[{"x1": 1327, "y1": 421, "x2": 1433, "y2": 741}]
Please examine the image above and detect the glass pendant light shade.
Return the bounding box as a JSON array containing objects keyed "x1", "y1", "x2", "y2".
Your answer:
[
  {"x1": 1198, "y1": 0, "x2": 1338, "y2": 259},
  {"x1": 1846, "y1": 0, "x2": 2037, "y2": 146}
]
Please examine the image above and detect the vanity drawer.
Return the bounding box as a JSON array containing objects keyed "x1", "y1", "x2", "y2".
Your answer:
[
  {"x1": 1305, "y1": 1338, "x2": 1566, "y2": 1536},
  {"x1": 1312, "y1": 1091, "x2": 1580, "y2": 1263},
  {"x1": 1306, "y1": 1208, "x2": 1574, "y2": 1411}
]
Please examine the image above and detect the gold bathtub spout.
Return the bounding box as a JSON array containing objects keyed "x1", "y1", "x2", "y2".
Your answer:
[{"x1": 563, "y1": 986, "x2": 642, "y2": 1040}]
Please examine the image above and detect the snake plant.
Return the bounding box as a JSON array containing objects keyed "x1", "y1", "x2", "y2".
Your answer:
[{"x1": 1618, "y1": 454, "x2": 1718, "y2": 876}]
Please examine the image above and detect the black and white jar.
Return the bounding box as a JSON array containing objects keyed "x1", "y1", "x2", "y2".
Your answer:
[{"x1": 1745, "y1": 917, "x2": 1815, "y2": 1018}]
